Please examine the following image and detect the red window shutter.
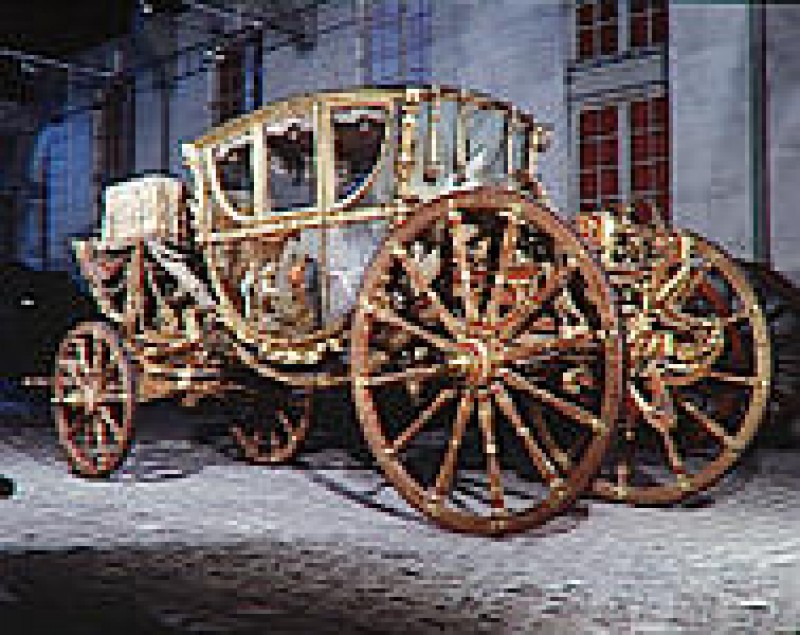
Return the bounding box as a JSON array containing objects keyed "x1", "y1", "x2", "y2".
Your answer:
[
  {"x1": 652, "y1": 96, "x2": 668, "y2": 127},
  {"x1": 649, "y1": 130, "x2": 667, "y2": 157},
  {"x1": 652, "y1": 11, "x2": 668, "y2": 44},
  {"x1": 600, "y1": 168, "x2": 618, "y2": 196},
  {"x1": 600, "y1": 106, "x2": 617, "y2": 133},
  {"x1": 654, "y1": 160, "x2": 669, "y2": 189},
  {"x1": 599, "y1": 138, "x2": 617, "y2": 165},
  {"x1": 631, "y1": 100, "x2": 648, "y2": 130},
  {"x1": 580, "y1": 109, "x2": 600, "y2": 136},
  {"x1": 580, "y1": 141, "x2": 598, "y2": 169},
  {"x1": 632, "y1": 164, "x2": 649, "y2": 191},
  {"x1": 579, "y1": 28, "x2": 595, "y2": 59},
  {"x1": 599, "y1": 0, "x2": 617, "y2": 20},
  {"x1": 578, "y1": 3, "x2": 594, "y2": 26},
  {"x1": 580, "y1": 171, "x2": 598, "y2": 199},
  {"x1": 632, "y1": 133, "x2": 648, "y2": 161},
  {"x1": 600, "y1": 23, "x2": 618, "y2": 55},
  {"x1": 630, "y1": 14, "x2": 648, "y2": 48},
  {"x1": 657, "y1": 193, "x2": 670, "y2": 218}
]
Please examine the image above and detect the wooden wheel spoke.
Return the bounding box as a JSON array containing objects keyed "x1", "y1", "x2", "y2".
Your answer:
[
  {"x1": 679, "y1": 397, "x2": 741, "y2": 450},
  {"x1": 486, "y1": 219, "x2": 519, "y2": 323},
  {"x1": 491, "y1": 383, "x2": 560, "y2": 486},
  {"x1": 75, "y1": 337, "x2": 90, "y2": 371},
  {"x1": 277, "y1": 410, "x2": 295, "y2": 439},
  {"x1": 58, "y1": 358, "x2": 84, "y2": 380},
  {"x1": 477, "y1": 397, "x2": 506, "y2": 512},
  {"x1": 99, "y1": 388, "x2": 129, "y2": 404},
  {"x1": 448, "y1": 208, "x2": 477, "y2": 323},
  {"x1": 530, "y1": 402, "x2": 572, "y2": 472},
  {"x1": 629, "y1": 384, "x2": 687, "y2": 479},
  {"x1": 616, "y1": 455, "x2": 631, "y2": 493},
  {"x1": 506, "y1": 331, "x2": 599, "y2": 363},
  {"x1": 704, "y1": 370, "x2": 758, "y2": 387},
  {"x1": 66, "y1": 410, "x2": 90, "y2": 439},
  {"x1": 393, "y1": 251, "x2": 463, "y2": 337},
  {"x1": 433, "y1": 390, "x2": 474, "y2": 499},
  {"x1": 98, "y1": 405, "x2": 124, "y2": 443},
  {"x1": 92, "y1": 411, "x2": 108, "y2": 452},
  {"x1": 361, "y1": 364, "x2": 448, "y2": 387},
  {"x1": 391, "y1": 388, "x2": 457, "y2": 453},
  {"x1": 502, "y1": 368, "x2": 604, "y2": 434},
  {"x1": 369, "y1": 305, "x2": 458, "y2": 353},
  {"x1": 659, "y1": 428, "x2": 686, "y2": 478},
  {"x1": 53, "y1": 392, "x2": 89, "y2": 407},
  {"x1": 269, "y1": 429, "x2": 280, "y2": 449},
  {"x1": 662, "y1": 259, "x2": 712, "y2": 304},
  {"x1": 501, "y1": 259, "x2": 577, "y2": 340},
  {"x1": 92, "y1": 337, "x2": 104, "y2": 372},
  {"x1": 720, "y1": 308, "x2": 749, "y2": 325}
]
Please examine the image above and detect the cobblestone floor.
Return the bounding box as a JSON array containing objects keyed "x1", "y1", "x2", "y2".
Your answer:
[{"x1": 0, "y1": 399, "x2": 799, "y2": 634}]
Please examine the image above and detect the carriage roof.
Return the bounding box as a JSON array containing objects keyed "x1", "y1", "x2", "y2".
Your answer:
[{"x1": 186, "y1": 84, "x2": 545, "y2": 151}]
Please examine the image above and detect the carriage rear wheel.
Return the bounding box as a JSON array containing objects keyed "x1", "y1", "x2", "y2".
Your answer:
[
  {"x1": 350, "y1": 186, "x2": 623, "y2": 535},
  {"x1": 228, "y1": 383, "x2": 313, "y2": 464},
  {"x1": 592, "y1": 234, "x2": 771, "y2": 505},
  {"x1": 53, "y1": 321, "x2": 136, "y2": 477}
]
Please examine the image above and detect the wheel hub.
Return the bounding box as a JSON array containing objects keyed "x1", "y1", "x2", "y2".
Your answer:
[
  {"x1": 81, "y1": 374, "x2": 104, "y2": 413},
  {"x1": 457, "y1": 336, "x2": 506, "y2": 386}
]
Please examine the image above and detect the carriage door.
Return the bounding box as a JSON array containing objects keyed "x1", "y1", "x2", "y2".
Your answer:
[{"x1": 317, "y1": 100, "x2": 393, "y2": 324}]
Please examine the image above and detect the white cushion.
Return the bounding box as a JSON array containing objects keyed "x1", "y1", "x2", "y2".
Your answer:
[{"x1": 101, "y1": 175, "x2": 185, "y2": 247}]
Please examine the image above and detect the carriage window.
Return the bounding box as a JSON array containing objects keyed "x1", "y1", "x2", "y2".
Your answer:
[
  {"x1": 333, "y1": 107, "x2": 387, "y2": 201},
  {"x1": 214, "y1": 140, "x2": 254, "y2": 211},
  {"x1": 267, "y1": 119, "x2": 316, "y2": 212},
  {"x1": 466, "y1": 108, "x2": 507, "y2": 184}
]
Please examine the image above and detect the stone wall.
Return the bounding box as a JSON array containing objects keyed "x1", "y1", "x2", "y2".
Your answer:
[
  {"x1": 669, "y1": 3, "x2": 753, "y2": 260},
  {"x1": 767, "y1": 5, "x2": 800, "y2": 284}
]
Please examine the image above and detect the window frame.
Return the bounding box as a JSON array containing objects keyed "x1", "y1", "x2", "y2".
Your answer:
[
  {"x1": 579, "y1": 103, "x2": 621, "y2": 213},
  {"x1": 629, "y1": 94, "x2": 670, "y2": 222},
  {"x1": 629, "y1": 0, "x2": 669, "y2": 50},
  {"x1": 575, "y1": 0, "x2": 620, "y2": 62}
]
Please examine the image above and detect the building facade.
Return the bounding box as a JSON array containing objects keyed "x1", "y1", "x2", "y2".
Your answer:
[{"x1": 2, "y1": 0, "x2": 797, "y2": 281}]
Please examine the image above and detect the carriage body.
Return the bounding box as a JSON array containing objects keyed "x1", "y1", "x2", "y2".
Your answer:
[
  {"x1": 53, "y1": 86, "x2": 771, "y2": 535},
  {"x1": 180, "y1": 86, "x2": 550, "y2": 383}
]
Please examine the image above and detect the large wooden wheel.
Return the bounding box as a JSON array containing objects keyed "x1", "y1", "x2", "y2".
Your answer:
[
  {"x1": 350, "y1": 187, "x2": 623, "y2": 535},
  {"x1": 593, "y1": 233, "x2": 771, "y2": 505},
  {"x1": 53, "y1": 321, "x2": 136, "y2": 477},
  {"x1": 228, "y1": 383, "x2": 313, "y2": 464}
]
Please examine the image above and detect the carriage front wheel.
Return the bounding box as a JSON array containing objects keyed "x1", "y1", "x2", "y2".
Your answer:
[
  {"x1": 350, "y1": 186, "x2": 623, "y2": 535},
  {"x1": 52, "y1": 321, "x2": 136, "y2": 477}
]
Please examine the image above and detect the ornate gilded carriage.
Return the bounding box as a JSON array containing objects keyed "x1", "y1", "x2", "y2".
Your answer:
[{"x1": 52, "y1": 86, "x2": 771, "y2": 535}]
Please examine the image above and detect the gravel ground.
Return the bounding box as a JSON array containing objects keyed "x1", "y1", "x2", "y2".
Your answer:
[{"x1": 0, "y1": 398, "x2": 799, "y2": 634}]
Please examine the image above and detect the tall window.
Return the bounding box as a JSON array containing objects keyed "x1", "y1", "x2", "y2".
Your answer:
[
  {"x1": 630, "y1": 95, "x2": 669, "y2": 220},
  {"x1": 364, "y1": 0, "x2": 432, "y2": 85},
  {"x1": 576, "y1": 0, "x2": 619, "y2": 61},
  {"x1": 630, "y1": 0, "x2": 668, "y2": 49},
  {"x1": 96, "y1": 80, "x2": 132, "y2": 183},
  {"x1": 213, "y1": 45, "x2": 246, "y2": 125},
  {"x1": 213, "y1": 36, "x2": 263, "y2": 126},
  {"x1": 579, "y1": 105, "x2": 619, "y2": 212}
]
